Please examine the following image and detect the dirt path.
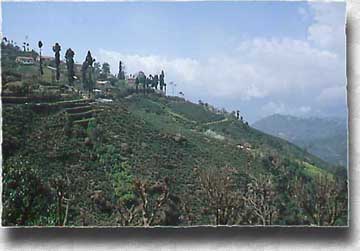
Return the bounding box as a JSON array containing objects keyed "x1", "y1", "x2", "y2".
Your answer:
[
  {"x1": 125, "y1": 95, "x2": 229, "y2": 126},
  {"x1": 204, "y1": 118, "x2": 229, "y2": 125},
  {"x1": 124, "y1": 94, "x2": 134, "y2": 99}
]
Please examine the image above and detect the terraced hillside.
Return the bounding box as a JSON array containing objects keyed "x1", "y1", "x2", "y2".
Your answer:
[{"x1": 2, "y1": 92, "x2": 348, "y2": 226}]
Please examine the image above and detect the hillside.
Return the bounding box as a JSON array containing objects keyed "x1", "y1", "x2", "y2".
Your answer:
[
  {"x1": 1, "y1": 42, "x2": 348, "y2": 226},
  {"x1": 252, "y1": 114, "x2": 347, "y2": 167}
]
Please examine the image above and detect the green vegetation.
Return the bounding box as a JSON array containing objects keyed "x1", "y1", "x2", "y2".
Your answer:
[{"x1": 1, "y1": 39, "x2": 348, "y2": 227}]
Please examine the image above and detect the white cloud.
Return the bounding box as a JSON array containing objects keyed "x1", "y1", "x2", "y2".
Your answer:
[
  {"x1": 307, "y1": 2, "x2": 345, "y2": 54},
  {"x1": 97, "y1": 49, "x2": 199, "y2": 82},
  {"x1": 316, "y1": 85, "x2": 346, "y2": 106},
  {"x1": 97, "y1": 2, "x2": 345, "y2": 119},
  {"x1": 261, "y1": 101, "x2": 312, "y2": 117},
  {"x1": 99, "y1": 36, "x2": 341, "y2": 101}
]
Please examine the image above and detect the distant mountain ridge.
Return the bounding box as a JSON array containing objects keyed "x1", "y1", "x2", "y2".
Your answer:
[{"x1": 252, "y1": 114, "x2": 347, "y2": 167}]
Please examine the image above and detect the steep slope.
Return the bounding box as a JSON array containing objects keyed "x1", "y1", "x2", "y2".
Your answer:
[
  {"x1": 1, "y1": 41, "x2": 347, "y2": 227},
  {"x1": 252, "y1": 114, "x2": 347, "y2": 167},
  {"x1": 3, "y1": 93, "x2": 347, "y2": 226}
]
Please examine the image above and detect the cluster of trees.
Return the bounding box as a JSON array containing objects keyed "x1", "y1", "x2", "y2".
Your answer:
[
  {"x1": 193, "y1": 159, "x2": 347, "y2": 226},
  {"x1": 233, "y1": 110, "x2": 249, "y2": 126},
  {"x1": 93, "y1": 62, "x2": 111, "y2": 81},
  {"x1": 35, "y1": 40, "x2": 117, "y2": 96},
  {"x1": 135, "y1": 70, "x2": 167, "y2": 94},
  {"x1": 3, "y1": 37, "x2": 169, "y2": 99},
  {"x1": 22, "y1": 42, "x2": 30, "y2": 52},
  {"x1": 81, "y1": 162, "x2": 348, "y2": 226},
  {"x1": 3, "y1": 36, "x2": 32, "y2": 52},
  {"x1": 198, "y1": 99, "x2": 249, "y2": 125},
  {"x1": 49, "y1": 42, "x2": 96, "y2": 94},
  {"x1": 1, "y1": 37, "x2": 38, "y2": 62},
  {"x1": 2, "y1": 37, "x2": 17, "y2": 48}
]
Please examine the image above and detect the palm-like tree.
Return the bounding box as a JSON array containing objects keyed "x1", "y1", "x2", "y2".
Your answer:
[
  {"x1": 38, "y1": 41, "x2": 44, "y2": 75},
  {"x1": 52, "y1": 43, "x2": 61, "y2": 81},
  {"x1": 65, "y1": 48, "x2": 75, "y2": 85}
]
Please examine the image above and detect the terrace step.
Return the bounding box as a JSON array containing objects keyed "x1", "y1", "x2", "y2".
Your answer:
[
  {"x1": 58, "y1": 99, "x2": 93, "y2": 109},
  {"x1": 68, "y1": 110, "x2": 94, "y2": 121},
  {"x1": 65, "y1": 105, "x2": 92, "y2": 114},
  {"x1": 2, "y1": 95, "x2": 62, "y2": 104},
  {"x1": 72, "y1": 117, "x2": 95, "y2": 127}
]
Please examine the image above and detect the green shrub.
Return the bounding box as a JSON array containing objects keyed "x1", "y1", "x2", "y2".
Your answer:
[{"x1": 2, "y1": 156, "x2": 55, "y2": 226}]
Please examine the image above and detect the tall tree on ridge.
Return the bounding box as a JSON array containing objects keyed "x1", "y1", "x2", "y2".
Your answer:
[
  {"x1": 38, "y1": 41, "x2": 44, "y2": 75},
  {"x1": 159, "y1": 70, "x2": 166, "y2": 93},
  {"x1": 93, "y1": 62, "x2": 101, "y2": 80},
  {"x1": 84, "y1": 51, "x2": 96, "y2": 96},
  {"x1": 101, "y1": 62, "x2": 111, "y2": 78},
  {"x1": 65, "y1": 48, "x2": 75, "y2": 85},
  {"x1": 153, "y1": 75, "x2": 159, "y2": 90},
  {"x1": 52, "y1": 43, "x2": 61, "y2": 81},
  {"x1": 135, "y1": 77, "x2": 139, "y2": 93},
  {"x1": 118, "y1": 61, "x2": 125, "y2": 80}
]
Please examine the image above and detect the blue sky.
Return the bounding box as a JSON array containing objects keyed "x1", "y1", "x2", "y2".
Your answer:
[{"x1": 2, "y1": 1, "x2": 346, "y2": 122}]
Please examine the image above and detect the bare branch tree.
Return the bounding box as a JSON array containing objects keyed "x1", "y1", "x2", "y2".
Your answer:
[
  {"x1": 115, "y1": 178, "x2": 182, "y2": 226},
  {"x1": 243, "y1": 174, "x2": 279, "y2": 225},
  {"x1": 196, "y1": 167, "x2": 246, "y2": 225},
  {"x1": 292, "y1": 174, "x2": 347, "y2": 226}
]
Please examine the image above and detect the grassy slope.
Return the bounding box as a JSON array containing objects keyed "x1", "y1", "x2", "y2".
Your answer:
[
  {"x1": 2, "y1": 45, "x2": 341, "y2": 225},
  {"x1": 2, "y1": 92, "x2": 337, "y2": 225}
]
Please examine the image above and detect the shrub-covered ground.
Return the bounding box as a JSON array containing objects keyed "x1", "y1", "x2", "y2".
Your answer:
[{"x1": 2, "y1": 92, "x2": 348, "y2": 226}]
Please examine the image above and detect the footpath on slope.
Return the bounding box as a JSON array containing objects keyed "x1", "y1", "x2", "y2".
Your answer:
[{"x1": 125, "y1": 94, "x2": 231, "y2": 126}]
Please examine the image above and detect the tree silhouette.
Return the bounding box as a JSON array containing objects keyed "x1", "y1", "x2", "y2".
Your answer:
[
  {"x1": 38, "y1": 41, "x2": 44, "y2": 75},
  {"x1": 145, "y1": 75, "x2": 152, "y2": 92},
  {"x1": 65, "y1": 48, "x2": 75, "y2": 85},
  {"x1": 118, "y1": 61, "x2": 125, "y2": 80},
  {"x1": 153, "y1": 75, "x2": 159, "y2": 90},
  {"x1": 82, "y1": 51, "x2": 96, "y2": 96},
  {"x1": 101, "y1": 62, "x2": 111, "y2": 78},
  {"x1": 135, "y1": 77, "x2": 139, "y2": 93},
  {"x1": 159, "y1": 70, "x2": 165, "y2": 92},
  {"x1": 52, "y1": 43, "x2": 61, "y2": 81},
  {"x1": 137, "y1": 71, "x2": 146, "y2": 94},
  {"x1": 93, "y1": 62, "x2": 101, "y2": 79}
]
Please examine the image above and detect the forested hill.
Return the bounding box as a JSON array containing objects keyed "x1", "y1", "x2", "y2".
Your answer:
[
  {"x1": 252, "y1": 114, "x2": 347, "y2": 167},
  {"x1": 1, "y1": 42, "x2": 347, "y2": 226}
]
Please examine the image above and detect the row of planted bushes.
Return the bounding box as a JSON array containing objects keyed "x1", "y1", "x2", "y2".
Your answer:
[{"x1": 2, "y1": 95, "x2": 63, "y2": 104}]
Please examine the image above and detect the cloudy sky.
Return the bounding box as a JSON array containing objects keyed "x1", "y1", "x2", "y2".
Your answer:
[{"x1": 2, "y1": 1, "x2": 346, "y2": 122}]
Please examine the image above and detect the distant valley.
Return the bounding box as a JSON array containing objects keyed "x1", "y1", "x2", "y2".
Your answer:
[{"x1": 253, "y1": 114, "x2": 347, "y2": 167}]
